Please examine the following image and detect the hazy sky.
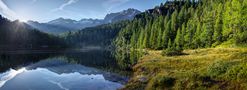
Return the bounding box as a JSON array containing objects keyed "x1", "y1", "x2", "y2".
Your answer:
[{"x1": 0, "y1": 0, "x2": 164, "y2": 22}]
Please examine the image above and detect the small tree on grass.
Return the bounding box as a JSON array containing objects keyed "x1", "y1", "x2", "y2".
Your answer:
[{"x1": 162, "y1": 39, "x2": 183, "y2": 56}]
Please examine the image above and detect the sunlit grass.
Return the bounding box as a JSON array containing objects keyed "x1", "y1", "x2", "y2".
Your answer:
[{"x1": 122, "y1": 48, "x2": 247, "y2": 90}]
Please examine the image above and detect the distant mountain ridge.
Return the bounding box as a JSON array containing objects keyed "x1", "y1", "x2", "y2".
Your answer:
[
  {"x1": 26, "y1": 21, "x2": 72, "y2": 34},
  {"x1": 27, "y1": 8, "x2": 141, "y2": 34},
  {"x1": 47, "y1": 18, "x2": 104, "y2": 31}
]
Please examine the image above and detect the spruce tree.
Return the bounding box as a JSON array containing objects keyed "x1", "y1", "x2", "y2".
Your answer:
[
  {"x1": 175, "y1": 28, "x2": 182, "y2": 50},
  {"x1": 213, "y1": 3, "x2": 223, "y2": 45}
]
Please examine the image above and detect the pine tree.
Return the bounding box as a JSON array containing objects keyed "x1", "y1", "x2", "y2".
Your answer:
[
  {"x1": 241, "y1": 0, "x2": 247, "y2": 32},
  {"x1": 203, "y1": 6, "x2": 214, "y2": 47},
  {"x1": 142, "y1": 27, "x2": 148, "y2": 48},
  {"x1": 213, "y1": 3, "x2": 223, "y2": 45},
  {"x1": 193, "y1": 22, "x2": 202, "y2": 48},
  {"x1": 145, "y1": 21, "x2": 152, "y2": 48},
  {"x1": 184, "y1": 20, "x2": 193, "y2": 48},
  {"x1": 231, "y1": 0, "x2": 242, "y2": 40},
  {"x1": 168, "y1": 39, "x2": 172, "y2": 49},
  {"x1": 130, "y1": 31, "x2": 137, "y2": 48},
  {"x1": 175, "y1": 28, "x2": 182, "y2": 50},
  {"x1": 178, "y1": 6, "x2": 185, "y2": 27},
  {"x1": 223, "y1": 1, "x2": 233, "y2": 39},
  {"x1": 137, "y1": 29, "x2": 144, "y2": 48},
  {"x1": 156, "y1": 16, "x2": 164, "y2": 49},
  {"x1": 149, "y1": 22, "x2": 156, "y2": 49},
  {"x1": 181, "y1": 23, "x2": 186, "y2": 48},
  {"x1": 236, "y1": 0, "x2": 247, "y2": 43},
  {"x1": 162, "y1": 20, "x2": 171, "y2": 49},
  {"x1": 200, "y1": 23, "x2": 207, "y2": 47},
  {"x1": 171, "y1": 10, "x2": 178, "y2": 39}
]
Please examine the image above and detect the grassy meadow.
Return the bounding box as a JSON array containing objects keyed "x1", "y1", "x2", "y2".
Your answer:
[{"x1": 122, "y1": 48, "x2": 247, "y2": 90}]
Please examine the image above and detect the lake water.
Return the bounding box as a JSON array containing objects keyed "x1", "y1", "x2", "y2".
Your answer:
[{"x1": 0, "y1": 49, "x2": 129, "y2": 90}]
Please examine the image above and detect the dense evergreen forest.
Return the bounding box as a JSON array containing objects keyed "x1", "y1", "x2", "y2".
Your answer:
[
  {"x1": 62, "y1": 21, "x2": 129, "y2": 48},
  {"x1": 115, "y1": 0, "x2": 246, "y2": 50},
  {"x1": 0, "y1": 15, "x2": 66, "y2": 50},
  {"x1": 113, "y1": 0, "x2": 247, "y2": 66}
]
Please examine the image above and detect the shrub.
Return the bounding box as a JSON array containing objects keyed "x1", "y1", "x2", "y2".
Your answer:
[
  {"x1": 225, "y1": 63, "x2": 247, "y2": 81},
  {"x1": 146, "y1": 74, "x2": 176, "y2": 90},
  {"x1": 207, "y1": 61, "x2": 239, "y2": 77},
  {"x1": 236, "y1": 31, "x2": 247, "y2": 44},
  {"x1": 161, "y1": 47, "x2": 183, "y2": 56}
]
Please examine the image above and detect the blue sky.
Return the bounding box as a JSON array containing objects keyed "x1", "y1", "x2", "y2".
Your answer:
[{"x1": 0, "y1": 0, "x2": 164, "y2": 22}]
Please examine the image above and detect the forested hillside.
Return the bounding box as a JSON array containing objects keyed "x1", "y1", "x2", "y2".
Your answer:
[
  {"x1": 0, "y1": 15, "x2": 66, "y2": 50},
  {"x1": 113, "y1": 0, "x2": 247, "y2": 67},
  {"x1": 115, "y1": 0, "x2": 246, "y2": 51},
  {"x1": 62, "y1": 21, "x2": 129, "y2": 48}
]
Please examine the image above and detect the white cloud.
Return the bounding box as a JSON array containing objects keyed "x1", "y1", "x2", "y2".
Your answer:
[
  {"x1": 103, "y1": 0, "x2": 130, "y2": 12},
  {"x1": 0, "y1": 0, "x2": 17, "y2": 20},
  {"x1": 52, "y1": 0, "x2": 78, "y2": 12}
]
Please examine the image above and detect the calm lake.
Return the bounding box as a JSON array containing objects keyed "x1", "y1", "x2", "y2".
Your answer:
[{"x1": 0, "y1": 49, "x2": 129, "y2": 90}]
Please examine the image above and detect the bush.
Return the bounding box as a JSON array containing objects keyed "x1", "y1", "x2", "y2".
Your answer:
[
  {"x1": 207, "y1": 61, "x2": 239, "y2": 77},
  {"x1": 161, "y1": 48, "x2": 183, "y2": 56},
  {"x1": 146, "y1": 74, "x2": 176, "y2": 90},
  {"x1": 236, "y1": 31, "x2": 247, "y2": 44},
  {"x1": 225, "y1": 63, "x2": 247, "y2": 81}
]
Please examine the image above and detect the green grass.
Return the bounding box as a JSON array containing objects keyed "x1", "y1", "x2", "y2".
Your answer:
[{"x1": 121, "y1": 48, "x2": 247, "y2": 90}]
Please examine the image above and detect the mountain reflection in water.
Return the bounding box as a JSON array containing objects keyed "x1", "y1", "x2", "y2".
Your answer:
[{"x1": 0, "y1": 49, "x2": 129, "y2": 90}]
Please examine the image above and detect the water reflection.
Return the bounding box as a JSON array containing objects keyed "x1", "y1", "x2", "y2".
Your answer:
[
  {"x1": 0, "y1": 49, "x2": 129, "y2": 90},
  {"x1": 0, "y1": 68, "x2": 26, "y2": 88}
]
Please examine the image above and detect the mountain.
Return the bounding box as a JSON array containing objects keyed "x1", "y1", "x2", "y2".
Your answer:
[
  {"x1": 27, "y1": 21, "x2": 72, "y2": 34},
  {"x1": 104, "y1": 8, "x2": 141, "y2": 23},
  {"x1": 27, "y1": 8, "x2": 141, "y2": 34},
  {"x1": 47, "y1": 18, "x2": 104, "y2": 31}
]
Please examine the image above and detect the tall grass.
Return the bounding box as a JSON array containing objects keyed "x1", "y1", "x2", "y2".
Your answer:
[{"x1": 122, "y1": 48, "x2": 247, "y2": 90}]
